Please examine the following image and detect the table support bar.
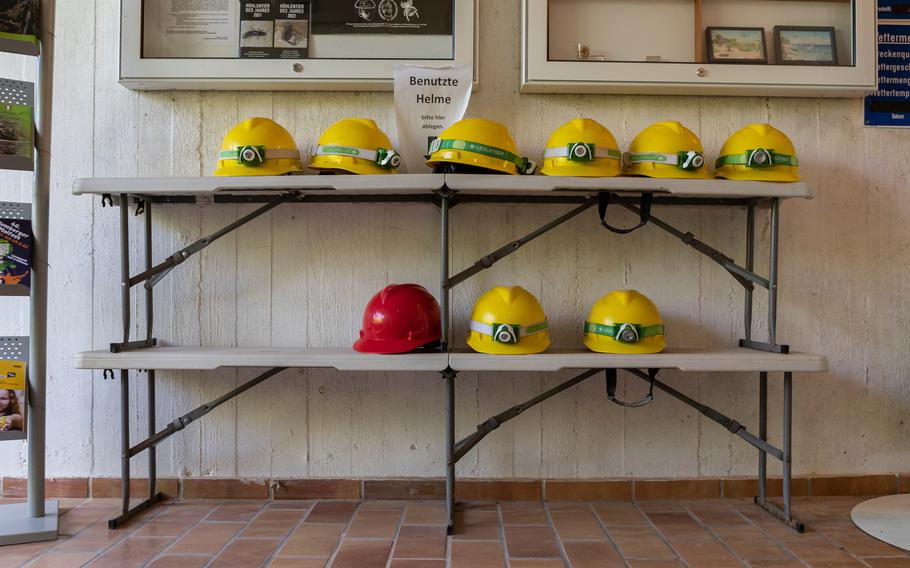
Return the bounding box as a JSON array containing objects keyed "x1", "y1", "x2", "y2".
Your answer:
[
  {"x1": 448, "y1": 198, "x2": 597, "y2": 289},
  {"x1": 454, "y1": 369, "x2": 601, "y2": 463},
  {"x1": 129, "y1": 193, "x2": 298, "y2": 290},
  {"x1": 130, "y1": 367, "x2": 288, "y2": 458},
  {"x1": 625, "y1": 369, "x2": 784, "y2": 461}
]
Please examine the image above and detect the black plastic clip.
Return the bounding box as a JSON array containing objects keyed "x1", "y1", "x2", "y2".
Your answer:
[
  {"x1": 598, "y1": 192, "x2": 653, "y2": 234},
  {"x1": 101, "y1": 194, "x2": 113, "y2": 208},
  {"x1": 605, "y1": 368, "x2": 657, "y2": 408},
  {"x1": 103, "y1": 369, "x2": 114, "y2": 380},
  {"x1": 135, "y1": 199, "x2": 145, "y2": 216}
]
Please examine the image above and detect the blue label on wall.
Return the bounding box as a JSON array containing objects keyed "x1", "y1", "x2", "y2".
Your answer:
[
  {"x1": 865, "y1": 22, "x2": 910, "y2": 127},
  {"x1": 878, "y1": 0, "x2": 910, "y2": 20}
]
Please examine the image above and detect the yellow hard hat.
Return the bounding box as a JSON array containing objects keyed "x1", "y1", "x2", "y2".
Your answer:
[
  {"x1": 583, "y1": 290, "x2": 666, "y2": 354},
  {"x1": 309, "y1": 118, "x2": 401, "y2": 175},
  {"x1": 467, "y1": 286, "x2": 550, "y2": 355},
  {"x1": 715, "y1": 124, "x2": 800, "y2": 182},
  {"x1": 541, "y1": 119, "x2": 622, "y2": 177},
  {"x1": 215, "y1": 117, "x2": 303, "y2": 177},
  {"x1": 426, "y1": 118, "x2": 535, "y2": 175},
  {"x1": 624, "y1": 121, "x2": 711, "y2": 179}
]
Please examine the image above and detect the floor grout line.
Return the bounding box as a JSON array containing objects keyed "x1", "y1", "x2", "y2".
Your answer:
[
  {"x1": 200, "y1": 499, "x2": 270, "y2": 568},
  {"x1": 589, "y1": 502, "x2": 633, "y2": 568},
  {"x1": 631, "y1": 499, "x2": 693, "y2": 568},
  {"x1": 383, "y1": 504, "x2": 406, "y2": 568},
  {"x1": 676, "y1": 500, "x2": 755, "y2": 567},
  {"x1": 321, "y1": 500, "x2": 365, "y2": 568}
]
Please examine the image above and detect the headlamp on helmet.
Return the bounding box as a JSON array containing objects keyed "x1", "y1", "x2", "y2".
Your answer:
[
  {"x1": 238, "y1": 145, "x2": 266, "y2": 166},
  {"x1": 492, "y1": 323, "x2": 519, "y2": 344},
  {"x1": 678, "y1": 150, "x2": 705, "y2": 171},
  {"x1": 568, "y1": 143, "x2": 596, "y2": 162},
  {"x1": 615, "y1": 323, "x2": 640, "y2": 344},
  {"x1": 747, "y1": 148, "x2": 773, "y2": 168},
  {"x1": 376, "y1": 148, "x2": 401, "y2": 170}
]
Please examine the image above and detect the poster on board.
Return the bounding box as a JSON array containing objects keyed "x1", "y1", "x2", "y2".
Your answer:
[
  {"x1": 312, "y1": 0, "x2": 453, "y2": 35},
  {"x1": 865, "y1": 4, "x2": 910, "y2": 127},
  {"x1": 143, "y1": 0, "x2": 239, "y2": 59}
]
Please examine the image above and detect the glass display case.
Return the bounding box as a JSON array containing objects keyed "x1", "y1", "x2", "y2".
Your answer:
[
  {"x1": 522, "y1": 0, "x2": 876, "y2": 97},
  {"x1": 121, "y1": 0, "x2": 477, "y2": 90}
]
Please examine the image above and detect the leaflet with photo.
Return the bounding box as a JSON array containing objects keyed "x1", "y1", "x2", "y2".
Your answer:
[
  {"x1": 240, "y1": 0, "x2": 276, "y2": 58},
  {"x1": 0, "y1": 0, "x2": 38, "y2": 50},
  {"x1": 0, "y1": 360, "x2": 26, "y2": 441},
  {"x1": 274, "y1": 1, "x2": 309, "y2": 59}
]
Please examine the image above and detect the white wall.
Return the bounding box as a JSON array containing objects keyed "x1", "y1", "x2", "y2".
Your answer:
[{"x1": 0, "y1": 0, "x2": 907, "y2": 481}]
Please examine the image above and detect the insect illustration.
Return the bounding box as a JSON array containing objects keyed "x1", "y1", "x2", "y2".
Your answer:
[
  {"x1": 242, "y1": 26, "x2": 268, "y2": 40},
  {"x1": 400, "y1": 0, "x2": 419, "y2": 21},
  {"x1": 354, "y1": 0, "x2": 376, "y2": 21},
  {"x1": 281, "y1": 23, "x2": 305, "y2": 46}
]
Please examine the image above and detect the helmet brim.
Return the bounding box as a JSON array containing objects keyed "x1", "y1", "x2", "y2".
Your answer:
[{"x1": 353, "y1": 336, "x2": 440, "y2": 355}]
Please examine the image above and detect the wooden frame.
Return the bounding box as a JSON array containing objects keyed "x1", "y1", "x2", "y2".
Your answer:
[
  {"x1": 705, "y1": 27, "x2": 768, "y2": 64},
  {"x1": 774, "y1": 26, "x2": 839, "y2": 66}
]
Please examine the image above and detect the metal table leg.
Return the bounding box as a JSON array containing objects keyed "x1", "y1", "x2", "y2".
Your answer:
[
  {"x1": 783, "y1": 372, "x2": 793, "y2": 519},
  {"x1": 444, "y1": 368, "x2": 456, "y2": 535},
  {"x1": 758, "y1": 372, "x2": 768, "y2": 503}
]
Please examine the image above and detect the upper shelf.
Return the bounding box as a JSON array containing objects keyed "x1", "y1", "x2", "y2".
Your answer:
[
  {"x1": 73, "y1": 175, "x2": 812, "y2": 201},
  {"x1": 74, "y1": 346, "x2": 827, "y2": 373}
]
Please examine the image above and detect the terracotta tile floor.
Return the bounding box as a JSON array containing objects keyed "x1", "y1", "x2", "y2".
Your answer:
[{"x1": 1, "y1": 495, "x2": 906, "y2": 567}]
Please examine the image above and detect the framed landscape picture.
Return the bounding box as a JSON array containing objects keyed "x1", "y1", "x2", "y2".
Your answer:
[
  {"x1": 706, "y1": 27, "x2": 768, "y2": 64},
  {"x1": 774, "y1": 26, "x2": 838, "y2": 66}
]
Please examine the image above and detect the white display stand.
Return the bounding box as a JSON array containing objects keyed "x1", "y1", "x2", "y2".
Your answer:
[{"x1": 0, "y1": 0, "x2": 59, "y2": 546}]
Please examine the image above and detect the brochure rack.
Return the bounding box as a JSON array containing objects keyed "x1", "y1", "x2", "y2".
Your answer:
[
  {"x1": 0, "y1": 0, "x2": 58, "y2": 546},
  {"x1": 73, "y1": 174, "x2": 826, "y2": 534}
]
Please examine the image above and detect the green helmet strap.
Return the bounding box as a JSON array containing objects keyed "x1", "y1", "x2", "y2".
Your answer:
[
  {"x1": 584, "y1": 322, "x2": 664, "y2": 344},
  {"x1": 715, "y1": 148, "x2": 798, "y2": 169},
  {"x1": 430, "y1": 138, "x2": 536, "y2": 174}
]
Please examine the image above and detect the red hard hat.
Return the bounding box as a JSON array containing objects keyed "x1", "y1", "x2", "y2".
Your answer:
[{"x1": 353, "y1": 284, "x2": 442, "y2": 354}]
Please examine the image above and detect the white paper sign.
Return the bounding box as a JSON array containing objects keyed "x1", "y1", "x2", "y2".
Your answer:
[
  {"x1": 144, "y1": 0, "x2": 239, "y2": 58},
  {"x1": 394, "y1": 64, "x2": 473, "y2": 173}
]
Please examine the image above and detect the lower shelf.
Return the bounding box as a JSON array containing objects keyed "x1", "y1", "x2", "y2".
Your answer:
[{"x1": 74, "y1": 346, "x2": 827, "y2": 373}]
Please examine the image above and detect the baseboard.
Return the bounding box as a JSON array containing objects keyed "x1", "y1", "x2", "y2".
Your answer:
[{"x1": 1, "y1": 473, "x2": 905, "y2": 501}]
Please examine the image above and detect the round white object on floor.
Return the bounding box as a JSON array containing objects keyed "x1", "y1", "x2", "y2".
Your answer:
[{"x1": 851, "y1": 494, "x2": 910, "y2": 552}]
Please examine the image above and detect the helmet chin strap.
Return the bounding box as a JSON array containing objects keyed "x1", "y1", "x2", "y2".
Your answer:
[
  {"x1": 598, "y1": 192, "x2": 653, "y2": 235},
  {"x1": 605, "y1": 368, "x2": 657, "y2": 408}
]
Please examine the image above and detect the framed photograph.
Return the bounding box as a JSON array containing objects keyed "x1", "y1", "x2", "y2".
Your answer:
[
  {"x1": 706, "y1": 27, "x2": 768, "y2": 64},
  {"x1": 774, "y1": 26, "x2": 838, "y2": 66}
]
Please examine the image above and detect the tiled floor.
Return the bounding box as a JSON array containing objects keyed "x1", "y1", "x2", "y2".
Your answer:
[{"x1": 1, "y1": 495, "x2": 906, "y2": 567}]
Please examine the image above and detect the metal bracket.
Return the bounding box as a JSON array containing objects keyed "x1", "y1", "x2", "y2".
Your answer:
[
  {"x1": 623, "y1": 204, "x2": 767, "y2": 291},
  {"x1": 448, "y1": 198, "x2": 597, "y2": 289},
  {"x1": 110, "y1": 338, "x2": 158, "y2": 354},
  {"x1": 755, "y1": 497, "x2": 806, "y2": 533},
  {"x1": 739, "y1": 340, "x2": 790, "y2": 354}
]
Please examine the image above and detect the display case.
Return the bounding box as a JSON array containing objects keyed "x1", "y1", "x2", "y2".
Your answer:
[
  {"x1": 522, "y1": 0, "x2": 876, "y2": 97},
  {"x1": 121, "y1": 0, "x2": 477, "y2": 90}
]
